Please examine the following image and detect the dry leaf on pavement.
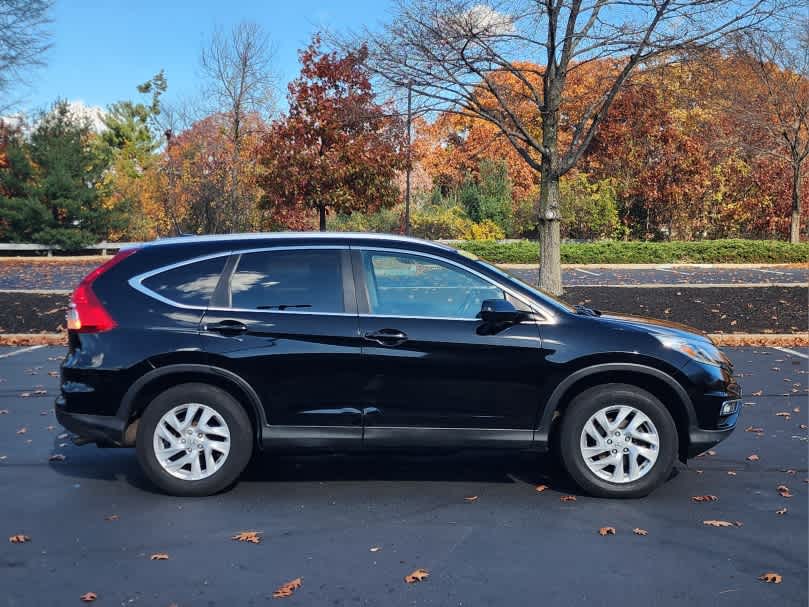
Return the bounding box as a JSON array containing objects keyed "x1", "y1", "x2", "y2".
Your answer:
[
  {"x1": 534, "y1": 484, "x2": 548, "y2": 493},
  {"x1": 369, "y1": 546, "x2": 382, "y2": 552},
  {"x1": 9, "y1": 534, "x2": 30, "y2": 543},
  {"x1": 776, "y1": 507, "x2": 787, "y2": 515},
  {"x1": 15, "y1": 427, "x2": 26, "y2": 435},
  {"x1": 758, "y1": 572, "x2": 782, "y2": 584},
  {"x1": 80, "y1": 592, "x2": 97, "y2": 602},
  {"x1": 745, "y1": 426, "x2": 764, "y2": 433},
  {"x1": 48, "y1": 454, "x2": 65, "y2": 462},
  {"x1": 150, "y1": 553, "x2": 169, "y2": 560},
  {"x1": 775, "y1": 412, "x2": 791, "y2": 419},
  {"x1": 751, "y1": 390, "x2": 763, "y2": 396},
  {"x1": 691, "y1": 495, "x2": 719, "y2": 502},
  {"x1": 232, "y1": 531, "x2": 262, "y2": 544},
  {"x1": 464, "y1": 495, "x2": 478, "y2": 502},
  {"x1": 105, "y1": 514, "x2": 119, "y2": 521},
  {"x1": 598, "y1": 527, "x2": 616, "y2": 536},
  {"x1": 703, "y1": 520, "x2": 742, "y2": 527},
  {"x1": 560, "y1": 495, "x2": 576, "y2": 502},
  {"x1": 777, "y1": 485, "x2": 793, "y2": 498},
  {"x1": 404, "y1": 568, "x2": 429, "y2": 583},
  {"x1": 0, "y1": 409, "x2": 8, "y2": 414},
  {"x1": 272, "y1": 577, "x2": 302, "y2": 598},
  {"x1": 633, "y1": 528, "x2": 648, "y2": 536},
  {"x1": 746, "y1": 454, "x2": 760, "y2": 462}
]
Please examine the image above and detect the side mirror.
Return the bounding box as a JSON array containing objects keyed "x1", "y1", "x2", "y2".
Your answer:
[{"x1": 477, "y1": 299, "x2": 527, "y2": 324}]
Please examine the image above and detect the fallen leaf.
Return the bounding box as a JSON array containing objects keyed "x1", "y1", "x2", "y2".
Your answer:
[
  {"x1": 691, "y1": 495, "x2": 719, "y2": 502},
  {"x1": 105, "y1": 514, "x2": 119, "y2": 521},
  {"x1": 534, "y1": 484, "x2": 548, "y2": 493},
  {"x1": 758, "y1": 572, "x2": 782, "y2": 584},
  {"x1": 633, "y1": 528, "x2": 648, "y2": 536},
  {"x1": 793, "y1": 407, "x2": 801, "y2": 413},
  {"x1": 9, "y1": 534, "x2": 30, "y2": 543},
  {"x1": 776, "y1": 507, "x2": 787, "y2": 515},
  {"x1": 150, "y1": 553, "x2": 169, "y2": 560},
  {"x1": 272, "y1": 577, "x2": 302, "y2": 598},
  {"x1": 0, "y1": 409, "x2": 8, "y2": 415},
  {"x1": 697, "y1": 450, "x2": 717, "y2": 457},
  {"x1": 746, "y1": 454, "x2": 760, "y2": 462},
  {"x1": 80, "y1": 592, "x2": 97, "y2": 602},
  {"x1": 745, "y1": 426, "x2": 764, "y2": 433},
  {"x1": 560, "y1": 495, "x2": 577, "y2": 502},
  {"x1": 404, "y1": 568, "x2": 429, "y2": 584},
  {"x1": 15, "y1": 427, "x2": 26, "y2": 435},
  {"x1": 727, "y1": 471, "x2": 737, "y2": 476},
  {"x1": 751, "y1": 390, "x2": 763, "y2": 396},
  {"x1": 703, "y1": 520, "x2": 741, "y2": 527},
  {"x1": 598, "y1": 527, "x2": 616, "y2": 536},
  {"x1": 800, "y1": 424, "x2": 808, "y2": 430},
  {"x1": 232, "y1": 530, "x2": 262, "y2": 544},
  {"x1": 464, "y1": 495, "x2": 478, "y2": 502},
  {"x1": 777, "y1": 485, "x2": 793, "y2": 498},
  {"x1": 776, "y1": 412, "x2": 791, "y2": 419},
  {"x1": 48, "y1": 454, "x2": 65, "y2": 462},
  {"x1": 369, "y1": 546, "x2": 382, "y2": 552}
]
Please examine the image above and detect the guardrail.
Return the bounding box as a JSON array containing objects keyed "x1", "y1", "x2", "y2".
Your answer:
[{"x1": 0, "y1": 242, "x2": 140, "y2": 256}]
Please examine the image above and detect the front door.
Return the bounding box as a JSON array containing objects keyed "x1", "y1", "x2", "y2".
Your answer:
[
  {"x1": 354, "y1": 249, "x2": 545, "y2": 449},
  {"x1": 200, "y1": 247, "x2": 364, "y2": 448}
]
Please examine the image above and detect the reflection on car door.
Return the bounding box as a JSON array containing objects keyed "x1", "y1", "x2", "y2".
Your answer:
[
  {"x1": 200, "y1": 247, "x2": 364, "y2": 449},
  {"x1": 354, "y1": 249, "x2": 546, "y2": 449}
]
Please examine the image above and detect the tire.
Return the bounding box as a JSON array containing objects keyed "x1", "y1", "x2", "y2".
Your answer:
[
  {"x1": 136, "y1": 383, "x2": 253, "y2": 497},
  {"x1": 557, "y1": 383, "x2": 678, "y2": 498}
]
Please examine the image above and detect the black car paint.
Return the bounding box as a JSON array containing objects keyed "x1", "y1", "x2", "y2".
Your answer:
[{"x1": 55, "y1": 233, "x2": 740, "y2": 459}]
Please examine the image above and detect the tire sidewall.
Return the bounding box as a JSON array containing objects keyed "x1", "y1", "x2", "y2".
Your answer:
[
  {"x1": 136, "y1": 383, "x2": 253, "y2": 497},
  {"x1": 559, "y1": 384, "x2": 678, "y2": 498}
]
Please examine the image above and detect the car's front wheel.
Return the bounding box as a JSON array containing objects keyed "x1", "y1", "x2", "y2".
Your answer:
[
  {"x1": 558, "y1": 383, "x2": 678, "y2": 498},
  {"x1": 136, "y1": 383, "x2": 253, "y2": 496}
]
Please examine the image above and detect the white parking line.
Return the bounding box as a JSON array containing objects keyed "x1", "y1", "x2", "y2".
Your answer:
[
  {"x1": 755, "y1": 268, "x2": 786, "y2": 275},
  {"x1": 0, "y1": 345, "x2": 46, "y2": 359},
  {"x1": 773, "y1": 346, "x2": 809, "y2": 360},
  {"x1": 575, "y1": 268, "x2": 601, "y2": 276},
  {"x1": 657, "y1": 266, "x2": 691, "y2": 275}
]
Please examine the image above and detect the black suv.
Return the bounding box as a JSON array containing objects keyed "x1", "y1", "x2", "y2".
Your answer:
[{"x1": 56, "y1": 233, "x2": 740, "y2": 497}]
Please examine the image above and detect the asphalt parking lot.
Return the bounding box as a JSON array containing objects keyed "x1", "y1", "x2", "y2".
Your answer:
[{"x1": 1, "y1": 346, "x2": 807, "y2": 606}]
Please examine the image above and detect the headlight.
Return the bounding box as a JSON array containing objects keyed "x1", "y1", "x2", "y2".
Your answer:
[{"x1": 655, "y1": 335, "x2": 725, "y2": 367}]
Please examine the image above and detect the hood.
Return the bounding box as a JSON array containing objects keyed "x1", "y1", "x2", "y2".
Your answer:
[{"x1": 592, "y1": 312, "x2": 711, "y2": 342}]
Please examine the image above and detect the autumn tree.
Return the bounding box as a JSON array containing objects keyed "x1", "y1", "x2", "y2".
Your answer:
[
  {"x1": 259, "y1": 36, "x2": 406, "y2": 231},
  {"x1": 200, "y1": 21, "x2": 276, "y2": 232},
  {"x1": 730, "y1": 19, "x2": 808, "y2": 243},
  {"x1": 359, "y1": 0, "x2": 779, "y2": 294},
  {"x1": 0, "y1": 0, "x2": 53, "y2": 109}
]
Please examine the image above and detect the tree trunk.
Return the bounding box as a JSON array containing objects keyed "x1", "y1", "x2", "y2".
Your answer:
[
  {"x1": 319, "y1": 205, "x2": 327, "y2": 231},
  {"x1": 790, "y1": 162, "x2": 801, "y2": 244},
  {"x1": 538, "y1": 167, "x2": 563, "y2": 296}
]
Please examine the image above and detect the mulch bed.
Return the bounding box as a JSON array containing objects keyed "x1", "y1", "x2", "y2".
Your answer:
[{"x1": 0, "y1": 286, "x2": 805, "y2": 335}]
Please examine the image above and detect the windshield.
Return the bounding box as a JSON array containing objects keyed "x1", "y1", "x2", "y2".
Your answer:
[{"x1": 474, "y1": 259, "x2": 576, "y2": 313}]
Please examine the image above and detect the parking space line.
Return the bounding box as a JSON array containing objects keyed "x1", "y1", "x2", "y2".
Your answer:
[
  {"x1": 755, "y1": 268, "x2": 786, "y2": 275},
  {"x1": 772, "y1": 346, "x2": 809, "y2": 359},
  {"x1": 0, "y1": 345, "x2": 46, "y2": 359},
  {"x1": 657, "y1": 266, "x2": 691, "y2": 275},
  {"x1": 575, "y1": 268, "x2": 601, "y2": 276}
]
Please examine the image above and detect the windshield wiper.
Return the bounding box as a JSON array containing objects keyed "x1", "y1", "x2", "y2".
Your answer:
[
  {"x1": 575, "y1": 304, "x2": 602, "y2": 317},
  {"x1": 256, "y1": 304, "x2": 313, "y2": 310}
]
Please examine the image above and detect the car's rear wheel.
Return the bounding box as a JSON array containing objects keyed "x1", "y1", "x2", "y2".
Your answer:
[
  {"x1": 558, "y1": 383, "x2": 677, "y2": 498},
  {"x1": 136, "y1": 383, "x2": 253, "y2": 496}
]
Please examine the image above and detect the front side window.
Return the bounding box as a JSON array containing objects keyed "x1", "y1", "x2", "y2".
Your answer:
[
  {"x1": 362, "y1": 251, "x2": 504, "y2": 318},
  {"x1": 141, "y1": 256, "x2": 226, "y2": 307},
  {"x1": 230, "y1": 249, "x2": 344, "y2": 313}
]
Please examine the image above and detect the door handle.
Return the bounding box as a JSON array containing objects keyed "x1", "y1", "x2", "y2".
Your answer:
[
  {"x1": 363, "y1": 329, "x2": 408, "y2": 347},
  {"x1": 204, "y1": 320, "x2": 248, "y2": 335}
]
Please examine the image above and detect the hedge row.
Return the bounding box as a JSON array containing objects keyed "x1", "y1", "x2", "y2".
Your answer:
[{"x1": 455, "y1": 239, "x2": 809, "y2": 264}]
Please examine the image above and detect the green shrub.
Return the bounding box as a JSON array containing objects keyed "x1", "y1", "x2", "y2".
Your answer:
[
  {"x1": 464, "y1": 219, "x2": 506, "y2": 241},
  {"x1": 455, "y1": 239, "x2": 809, "y2": 264}
]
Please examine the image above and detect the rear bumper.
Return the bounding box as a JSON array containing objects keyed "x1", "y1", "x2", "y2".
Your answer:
[{"x1": 55, "y1": 396, "x2": 126, "y2": 446}]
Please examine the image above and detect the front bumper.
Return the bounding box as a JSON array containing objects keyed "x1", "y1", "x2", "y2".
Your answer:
[
  {"x1": 687, "y1": 408, "x2": 740, "y2": 457},
  {"x1": 55, "y1": 396, "x2": 126, "y2": 446}
]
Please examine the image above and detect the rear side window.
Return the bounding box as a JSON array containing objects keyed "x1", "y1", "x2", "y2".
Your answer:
[
  {"x1": 230, "y1": 249, "x2": 344, "y2": 313},
  {"x1": 141, "y1": 256, "x2": 226, "y2": 307}
]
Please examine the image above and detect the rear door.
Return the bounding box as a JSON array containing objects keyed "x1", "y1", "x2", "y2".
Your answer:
[{"x1": 200, "y1": 246, "x2": 365, "y2": 448}]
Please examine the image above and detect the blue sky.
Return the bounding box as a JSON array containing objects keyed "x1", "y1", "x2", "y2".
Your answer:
[{"x1": 22, "y1": 0, "x2": 392, "y2": 114}]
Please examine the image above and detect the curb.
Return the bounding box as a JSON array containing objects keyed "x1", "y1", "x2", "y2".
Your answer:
[{"x1": 1, "y1": 333, "x2": 807, "y2": 348}]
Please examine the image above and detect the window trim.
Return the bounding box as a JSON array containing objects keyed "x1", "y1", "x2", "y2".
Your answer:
[
  {"x1": 129, "y1": 245, "x2": 357, "y2": 316},
  {"x1": 352, "y1": 246, "x2": 554, "y2": 323}
]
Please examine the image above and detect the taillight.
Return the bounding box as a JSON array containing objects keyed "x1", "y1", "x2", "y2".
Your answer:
[{"x1": 67, "y1": 248, "x2": 139, "y2": 333}]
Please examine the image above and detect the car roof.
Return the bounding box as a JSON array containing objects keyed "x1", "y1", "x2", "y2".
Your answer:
[{"x1": 142, "y1": 231, "x2": 456, "y2": 253}]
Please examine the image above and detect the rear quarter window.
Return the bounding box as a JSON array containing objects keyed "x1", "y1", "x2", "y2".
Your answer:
[{"x1": 141, "y1": 256, "x2": 227, "y2": 307}]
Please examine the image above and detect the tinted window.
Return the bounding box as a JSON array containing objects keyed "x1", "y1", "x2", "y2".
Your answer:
[
  {"x1": 142, "y1": 256, "x2": 226, "y2": 307},
  {"x1": 230, "y1": 250, "x2": 344, "y2": 313},
  {"x1": 362, "y1": 251, "x2": 504, "y2": 318}
]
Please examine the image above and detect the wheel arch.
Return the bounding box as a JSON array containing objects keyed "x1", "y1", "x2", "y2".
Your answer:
[
  {"x1": 117, "y1": 364, "x2": 266, "y2": 448},
  {"x1": 537, "y1": 363, "x2": 696, "y2": 462}
]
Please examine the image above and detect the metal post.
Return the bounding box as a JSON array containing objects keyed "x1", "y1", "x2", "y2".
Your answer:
[{"x1": 404, "y1": 81, "x2": 412, "y2": 236}]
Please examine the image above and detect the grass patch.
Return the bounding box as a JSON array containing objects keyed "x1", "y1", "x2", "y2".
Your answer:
[{"x1": 455, "y1": 239, "x2": 809, "y2": 264}]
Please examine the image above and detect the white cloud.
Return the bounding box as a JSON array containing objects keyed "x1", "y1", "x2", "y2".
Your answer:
[{"x1": 64, "y1": 100, "x2": 107, "y2": 132}]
